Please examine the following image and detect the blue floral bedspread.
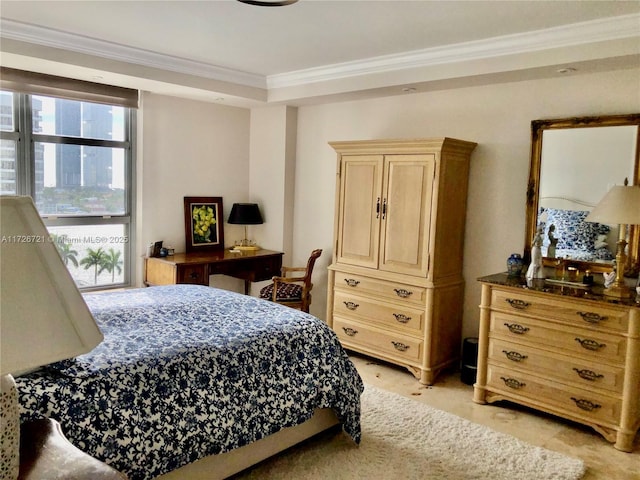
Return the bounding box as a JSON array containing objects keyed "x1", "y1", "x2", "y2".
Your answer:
[{"x1": 16, "y1": 285, "x2": 363, "y2": 480}]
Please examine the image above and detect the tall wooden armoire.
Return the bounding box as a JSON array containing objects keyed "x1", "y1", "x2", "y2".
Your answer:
[{"x1": 326, "y1": 138, "x2": 477, "y2": 384}]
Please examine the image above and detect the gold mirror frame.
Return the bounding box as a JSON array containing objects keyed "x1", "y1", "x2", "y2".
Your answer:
[{"x1": 525, "y1": 113, "x2": 640, "y2": 276}]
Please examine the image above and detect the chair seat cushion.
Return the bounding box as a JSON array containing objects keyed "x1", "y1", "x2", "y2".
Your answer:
[{"x1": 260, "y1": 283, "x2": 302, "y2": 302}]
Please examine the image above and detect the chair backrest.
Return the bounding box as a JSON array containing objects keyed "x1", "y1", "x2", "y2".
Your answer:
[{"x1": 302, "y1": 249, "x2": 323, "y2": 288}]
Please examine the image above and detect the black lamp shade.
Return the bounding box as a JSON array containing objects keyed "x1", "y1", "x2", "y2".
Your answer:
[{"x1": 228, "y1": 203, "x2": 264, "y2": 225}]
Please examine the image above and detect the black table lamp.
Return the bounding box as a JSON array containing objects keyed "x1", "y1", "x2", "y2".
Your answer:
[{"x1": 228, "y1": 203, "x2": 264, "y2": 251}]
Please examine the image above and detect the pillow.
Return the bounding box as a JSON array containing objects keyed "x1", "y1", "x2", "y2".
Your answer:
[{"x1": 543, "y1": 208, "x2": 610, "y2": 254}]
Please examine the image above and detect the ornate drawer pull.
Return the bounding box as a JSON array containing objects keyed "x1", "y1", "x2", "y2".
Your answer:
[
  {"x1": 575, "y1": 337, "x2": 606, "y2": 351},
  {"x1": 500, "y1": 377, "x2": 526, "y2": 389},
  {"x1": 391, "y1": 341, "x2": 410, "y2": 352},
  {"x1": 343, "y1": 301, "x2": 359, "y2": 311},
  {"x1": 503, "y1": 323, "x2": 530, "y2": 335},
  {"x1": 505, "y1": 298, "x2": 530, "y2": 310},
  {"x1": 344, "y1": 278, "x2": 360, "y2": 287},
  {"x1": 570, "y1": 397, "x2": 601, "y2": 412},
  {"x1": 394, "y1": 288, "x2": 413, "y2": 298},
  {"x1": 502, "y1": 350, "x2": 528, "y2": 362},
  {"x1": 393, "y1": 313, "x2": 411, "y2": 324},
  {"x1": 342, "y1": 327, "x2": 358, "y2": 337},
  {"x1": 573, "y1": 368, "x2": 604, "y2": 382},
  {"x1": 576, "y1": 311, "x2": 608, "y2": 324}
]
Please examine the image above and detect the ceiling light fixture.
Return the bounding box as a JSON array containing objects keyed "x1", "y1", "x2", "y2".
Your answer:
[{"x1": 237, "y1": 0, "x2": 298, "y2": 6}]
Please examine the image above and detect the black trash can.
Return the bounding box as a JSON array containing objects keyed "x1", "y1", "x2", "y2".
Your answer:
[{"x1": 461, "y1": 337, "x2": 479, "y2": 386}]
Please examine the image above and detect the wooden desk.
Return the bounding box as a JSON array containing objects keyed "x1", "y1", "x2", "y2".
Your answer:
[{"x1": 144, "y1": 249, "x2": 283, "y2": 294}]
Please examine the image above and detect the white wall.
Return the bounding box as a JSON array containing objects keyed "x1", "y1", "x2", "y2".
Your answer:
[
  {"x1": 291, "y1": 68, "x2": 640, "y2": 335},
  {"x1": 137, "y1": 92, "x2": 251, "y2": 291}
]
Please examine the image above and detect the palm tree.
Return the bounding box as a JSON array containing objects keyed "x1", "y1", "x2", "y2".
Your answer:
[
  {"x1": 80, "y1": 247, "x2": 107, "y2": 284},
  {"x1": 99, "y1": 248, "x2": 123, "y2": 283},
  {"x1": 51, "y1": 234, "x2": 79, "y2": 267}
]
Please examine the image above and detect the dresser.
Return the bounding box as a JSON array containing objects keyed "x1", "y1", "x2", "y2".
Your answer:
[
  {"x1": 474, "y1": 273, "x2": 640, "y2": 452},
  {"x1": 327, "y1": 138, "x2": 477, "y2": 385}
]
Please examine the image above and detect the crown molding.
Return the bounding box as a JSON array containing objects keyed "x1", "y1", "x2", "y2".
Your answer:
[
  {"x1": 0, "y1": 19, "x2": 266, "y2": 89},
  {"x1": 1, "y1": 14, "x2": 638, "y2": 94},
  {"x1": 268, "y1": 13, "x2": 640, "y2": 88}
]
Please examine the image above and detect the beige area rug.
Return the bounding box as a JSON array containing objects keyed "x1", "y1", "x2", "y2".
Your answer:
[{"x1": 235, "y1": 384, "x2": 585, "y2": 480}]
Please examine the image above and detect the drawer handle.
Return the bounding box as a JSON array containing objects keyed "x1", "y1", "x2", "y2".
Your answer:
[
  {"x1": 342, "y1": 327, "x2": 358, "y2": 337},
  {"x1": 189, "y1": 272, "x2": 199, "y2": 279},
  {"x1": 503, "y1": 323, "x2": 530, "y2": 335},
  {"x1": 343, "y1": 301, "x2": 359, "y2": 311},
  {"x1": 576, "y1": 311, "x2": 608, "y2": 324},
  {"x1": 570, "y1": 397, "x2": 601, "y2": 412},
  {"x1": 393, "y1": 313, "x2": 411, "y2": 324},
  {"x1": 505, "y1": 298, "x2": 530, "y2": 310},
  {"x1": 573, "y1": 368, "x2": 604, "y2": 382},
  {"x1": 502, "y1": 350, "x2": 528, "y2": 362},
  {"x1": 575, "y1": 337, "x2": 606, "y2": 351},
  {"x1": 394, "y1": 288, "x2": 413, "y2": 298},
  {"x1": 391, "y1": 341, "x2": 410, "y2": 352},
  {"x1": 344, "y1": 278, "x2": 360, "y2": 287},
  {"x1": 500, "y1": 377, "x2": 526, "y2": 389}
]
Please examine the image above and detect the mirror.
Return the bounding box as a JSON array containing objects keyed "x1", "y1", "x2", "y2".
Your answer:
[{"x1": 525, "y1": 114, "x2": 640, "y2": 276}]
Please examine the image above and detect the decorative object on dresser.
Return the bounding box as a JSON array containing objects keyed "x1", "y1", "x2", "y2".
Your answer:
[
  {"x1": 259, "y1": 249, "x2": 322, "y2": 312},
  {"x1": 585, "y1": 179, "x2": 640, "y2": 299},
  {"x1": 183, "y1": 196, "x2": 224, "y2": 252},
  {"x1": 228, "y1": 202, "x2": 264, "y2": 251},
  {"x1": 0, "y1": 196, "x2": 105, "y2": 480},
  {"x1": 474, "y1": 273, "x2": 640, "y2": 452},
  {"x1": 326, "y1": 138, "x2": 477, "y2": 385}
]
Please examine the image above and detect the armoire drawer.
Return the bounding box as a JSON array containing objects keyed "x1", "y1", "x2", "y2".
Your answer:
[
  {"x1": 333, "y1": 317, "x2": 423, "y2": 363},
  {"x1": 333, "y1": 291, "x2": 424, "y2": 334},
  {"x1": 486, "y1": 365, "x2": 621, "y2": 426},
  {"x1": 333, "y1": 271, "x2": 426, "y2": 306},
  {"x1": 491, "y1": 289, "x2": 629, "y2": 332},
  {"x1": 490, "y1": 312, "x2": 627, "y2": 364},
  {"x1": 488, "y1": 338, "x2": 625, "y2": 393}
]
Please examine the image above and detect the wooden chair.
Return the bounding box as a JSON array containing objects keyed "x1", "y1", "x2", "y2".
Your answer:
[{"x1": 259, "y1": 249, "x2": 322, "y2": 313}]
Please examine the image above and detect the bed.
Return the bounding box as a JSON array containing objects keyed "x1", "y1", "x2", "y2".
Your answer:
[{"x1": 15, "y1": 284, "x2": 363, "y2": 480}]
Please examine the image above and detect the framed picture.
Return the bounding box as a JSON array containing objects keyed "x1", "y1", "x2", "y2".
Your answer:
[{"x1": 184, "y1": 197, "x2": 224, "y2": 253}]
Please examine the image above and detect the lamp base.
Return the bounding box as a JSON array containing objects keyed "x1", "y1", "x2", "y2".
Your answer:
[
  {"x1": 602, "y1": 284, "x2": 633, "y2": 299},
  {"x1": 232, "y1": 245, "x2": 261, "y2": 251},
  {"x1": 1, "y1": 374, "x2": 19, "y2": 480}
]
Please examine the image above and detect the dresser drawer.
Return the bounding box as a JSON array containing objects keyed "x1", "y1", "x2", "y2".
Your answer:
[
  {"x1": 488, "y1": 338, "x2": 625, "y2": 393},
  {"x1": 491, "y1": 290, "x2": 629, "y2": 332},
  {"x1": 490, "y1": 312, "x2": 627, "y2": 364},
  {"x1": 333, "y1": 271, "x2": 426, "y2": 306},
  {"x1": 333, "y1": 317, "x2": 423, "y2": 363},
  {"x1": 486, "y1": 365, "x2": 621, "y2": 425},
  {"x1": 333, "y1": 291, "x2": 424, "y2": 334}
]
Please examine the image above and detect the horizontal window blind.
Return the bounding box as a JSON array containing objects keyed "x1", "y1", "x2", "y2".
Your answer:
[{"x1": 0, "y1": 67, "x2": 138, "y2": 108}]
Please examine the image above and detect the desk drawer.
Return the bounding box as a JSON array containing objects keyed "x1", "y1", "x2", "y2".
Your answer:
[{"x1": 177, "y1": 264, "x2": 208, "y2": 285}]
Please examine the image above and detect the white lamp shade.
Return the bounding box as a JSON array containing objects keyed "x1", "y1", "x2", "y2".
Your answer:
[
  {"x1": 585, "y1": 184, "x2": 640, "y2": 225},
  {"x1": 0, "y1": 196, "x2": 103, "y2": 376}
]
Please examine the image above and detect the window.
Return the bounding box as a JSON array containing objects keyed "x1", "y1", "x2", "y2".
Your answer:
[{"x1": 0, "y1": 85, "x2": 136, "y2": 290}]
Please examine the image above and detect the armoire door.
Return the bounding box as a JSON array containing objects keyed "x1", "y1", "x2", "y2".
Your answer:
[
  {"x1": 379, "y1": 154, "x2": 435, "y2": 276},
  {"x1": 336, "y1": 155, "x2": 383, "y2": 268}
]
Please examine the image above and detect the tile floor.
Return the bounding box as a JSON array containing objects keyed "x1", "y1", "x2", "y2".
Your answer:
[{"x1": 349, "y1": 353, "x2": 639, "y2": 480}]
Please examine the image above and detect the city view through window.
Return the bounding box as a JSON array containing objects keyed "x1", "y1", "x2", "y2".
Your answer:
[{"x1": 1, "y1": 92, "x2": 131, "y2": 288}]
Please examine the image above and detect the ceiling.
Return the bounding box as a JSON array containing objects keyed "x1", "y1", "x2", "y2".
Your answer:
[{"x1": 1, "y1": 0, "x2": 639, "y2": 107}]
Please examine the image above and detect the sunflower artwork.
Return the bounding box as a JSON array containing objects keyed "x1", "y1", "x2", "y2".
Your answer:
[{"x1": 184, "y1": 197, "x2": 224, "y2": 252}]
